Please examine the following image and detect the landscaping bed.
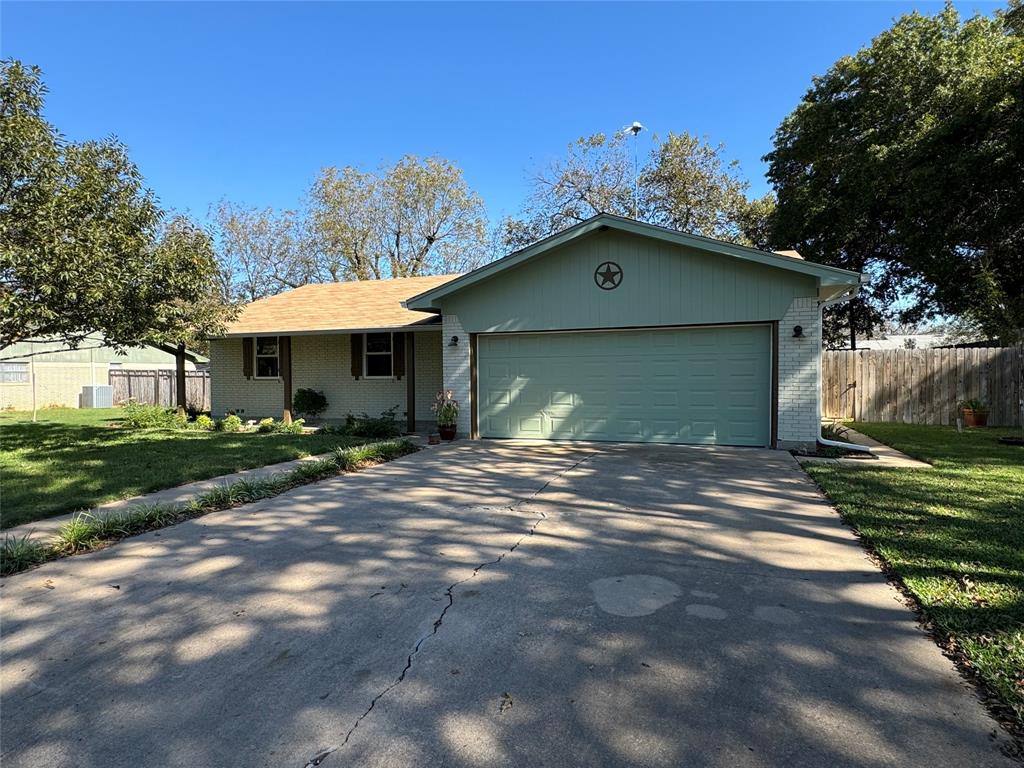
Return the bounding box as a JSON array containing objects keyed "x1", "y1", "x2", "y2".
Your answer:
[
  {"x1": 0, "y1": 407, "x2": 392, "y2": 528},
  {"x1": 804, "y1": 422, "x2": 1024, "y2": 738}
]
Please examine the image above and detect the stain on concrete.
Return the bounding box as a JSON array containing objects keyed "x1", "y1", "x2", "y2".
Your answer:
[
  {"x1": 590, "y1": 574, "x2": 682, "y2": 617},
  {"x1": 690, "y1": 589, "x2": 719, "y2": 600},
  {"x1": 685, "y1": 604, "x2": 729, "y2": 620},
  {"x1": 753, "y1": 605, "x2": 801, "y2": 625}
]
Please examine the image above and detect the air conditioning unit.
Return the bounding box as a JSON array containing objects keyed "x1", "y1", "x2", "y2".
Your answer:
[{"x1": 81, "y1": 385, "x2": 113, "y2": 408}]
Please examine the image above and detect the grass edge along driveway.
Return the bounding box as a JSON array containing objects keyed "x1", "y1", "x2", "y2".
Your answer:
[
  {"x1": 804, "y1": 422, "x2": 1024, "y2": 738},
  {"x1": 0, "y1": 408, "x2": 379, "y2": 529}
]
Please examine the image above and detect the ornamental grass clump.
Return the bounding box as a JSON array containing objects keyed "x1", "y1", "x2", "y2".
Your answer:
[{"x1": 0, "y1": 535, "x2": 47, "y2": 576}]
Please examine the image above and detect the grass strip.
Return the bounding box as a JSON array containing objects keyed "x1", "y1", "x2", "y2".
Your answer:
[{"x1": 0, "y1": 439, "x2": 418, "y2": 577}]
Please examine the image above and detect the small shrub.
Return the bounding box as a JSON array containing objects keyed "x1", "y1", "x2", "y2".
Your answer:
[
  {"x1": 958, "y1": 398, "x2": 988, "y2": 412},
  {"x1": 256, "y1": 417, "x2": 304, "y2": 434},
  {"x1": 121, "y1": 400, "x2": 186, "y2": 429},
  {"x1": 278, "y1": 418, "x2": 304, "y2": 434},
  {"x1": 193, "y1": 414, "x2": 215, "y2": 431},
  {"x1": 342, "y1": 407, "x2": 402, "y2": 438},
  {"x1": 218, "y1": 414, "x2": 243, "y2": 433},
  {"x1": 293, "y1": 388, "x2": 328, "y2": 420}
]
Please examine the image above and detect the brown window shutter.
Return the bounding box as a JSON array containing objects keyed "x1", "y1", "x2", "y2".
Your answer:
[
  {"x1": 242, "y1": 337, "x2": 253, "y2": 379},
  {"x1": 350, "y1": 333, "x2": 363, "y2": 379},
  {"x1": 392, "y1": 332, "x2": 406, "y2": 379}
]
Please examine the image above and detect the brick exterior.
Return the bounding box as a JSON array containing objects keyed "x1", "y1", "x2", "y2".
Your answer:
[
  {"x1": 211, "y1": 299, "x2": 824, "y2": 447},
  {"x1": 441, "y1": 314, "x2": 472, "y2": 436},
  {"x1": 776, "y1": 296, "x2": 821, "y2": 449},
  {"x1": 210, "y1": 331, "x2": 442, "y2": 429}
]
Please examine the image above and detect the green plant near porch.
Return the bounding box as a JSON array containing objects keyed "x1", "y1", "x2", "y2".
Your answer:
[
  {"x1": 433, "y1": 390, "x2": 459, "y2": 427},
  {"x1": 293, "y1": 388, "x2": 329, "y2": 420}
]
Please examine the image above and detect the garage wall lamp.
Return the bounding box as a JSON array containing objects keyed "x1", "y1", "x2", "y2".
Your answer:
[
  {"x1": 448, "y1": 335, "x2": 460, "y2": 347},
  {"x1": 792, "y1": 325, "x2": 804, "y2": 338}
]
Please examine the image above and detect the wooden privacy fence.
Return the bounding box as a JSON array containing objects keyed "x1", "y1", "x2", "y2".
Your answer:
[
  {"x1": 109, "y1": 369, "x2": 211, "y2": 412},
  {"x1": 822, "y1": 347, "x2": 1022, "y2": 426}
]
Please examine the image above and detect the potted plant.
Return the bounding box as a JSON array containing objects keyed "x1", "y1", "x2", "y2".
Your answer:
[
  {"x1": 432, "y1": 389, "x2": 459, "y2": 440},
  {"x1": 959, "y1": 398, "x2": 990, "y2": 428}
]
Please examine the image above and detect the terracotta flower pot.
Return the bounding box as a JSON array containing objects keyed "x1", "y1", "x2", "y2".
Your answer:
[
  {"x1": 439, "y1": 424, "x2": 457, "y2": 441},
  {"x1": 961, "y1": 408, "x2": 989, "y2": 428}
]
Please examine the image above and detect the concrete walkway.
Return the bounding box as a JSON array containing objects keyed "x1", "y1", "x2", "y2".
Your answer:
[
  {"x1": 795, "y1": 427, "x2": 932, "y2": 469},
  {"x1": 6, "y1": 436, "x2": 428, "y2": 543},
  {"x1": 1, "y1": 441, "x2": 1013, "y2": 767}
]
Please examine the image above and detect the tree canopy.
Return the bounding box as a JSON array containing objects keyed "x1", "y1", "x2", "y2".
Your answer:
[
  {"x1": 214, "y1": 156, "x2": 490, "y2": 297},
  {"x1": 500, "y1": 131, "x2": 772, "y2": 250},
  {"x1": 0, "y1": 60, "x2": 233, "y2": 354},
  {"x1": 766, "y1": 1, "x2": 1024, "y2": 345},
  {"x1": 307, "y1": 155, "x2": 489, "y2": 279}
]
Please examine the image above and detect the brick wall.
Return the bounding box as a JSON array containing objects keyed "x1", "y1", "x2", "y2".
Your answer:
[
  {"x1": 210, "y1": 331, "x2": 442, "y2": 427},
  {"x1": 441, "y1": 314, "x2": 471, "y2": 436},
  {"x1": 777, "y1": 296, "x2": 821, "y2": 449}
]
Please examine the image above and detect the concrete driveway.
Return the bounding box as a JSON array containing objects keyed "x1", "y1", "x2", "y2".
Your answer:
[{"x1": 1, "y1": 442, "x2": 1015, "y2": 767}]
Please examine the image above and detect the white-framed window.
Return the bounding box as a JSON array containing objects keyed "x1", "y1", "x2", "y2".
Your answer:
[
  {"x1": 254, "y1": 336, "x2": 280, "y2": 378},
  {"x1": 0, "y1": 362, "x2": 29, "y2": 384},
  {"x1": 364, "y1": 332, "x2": 393, "y2": 378}
]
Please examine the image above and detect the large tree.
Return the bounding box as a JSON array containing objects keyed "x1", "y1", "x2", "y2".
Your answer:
[
  {"x1": 0, "y1": 60, "x2": 233, "y2": 356},
  {"x1": 213, "y1": 201, "x2": 301, "y2": 302},
  {"x1": 305, "y1": 155, "x2": 489, "y2": 280},
  {"x1": 502, "y1": 130, "x2": 772, "y2": 250},
  {"x1": 765, "y1": 1, "x2": 1024, "y2": 346}
]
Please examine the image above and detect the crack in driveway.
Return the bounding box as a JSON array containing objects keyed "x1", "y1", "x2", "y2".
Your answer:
[
  {"x1": 301, "y1": 454, "x2": 593, "y2": 765},
  {"x1": 302, "y1": 450, "x2": 594, "y2": 767}
]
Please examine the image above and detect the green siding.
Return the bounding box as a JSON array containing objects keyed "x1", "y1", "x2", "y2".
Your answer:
[
  {"x1": 2, "y1": 337, "x2": 203, "y2": 364},
  {"x1": 478, "y1": 326, "x2": 771, "y2": 446},
  {"x1": 443, "y1": 230, "x2": 816, "y2": 333}
]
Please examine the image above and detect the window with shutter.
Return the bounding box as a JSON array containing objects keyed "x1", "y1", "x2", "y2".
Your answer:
[
  {"x1": 364, "y1": 332, "x2": 393, "y2": 378},
  {"x1": 254, "y1": 337, "x2": 280, "y2": 378}
]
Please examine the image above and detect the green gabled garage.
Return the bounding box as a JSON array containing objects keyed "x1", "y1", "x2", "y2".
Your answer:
[{"x1": 405, "y1": 214, "x2": 864, "y2": 449}]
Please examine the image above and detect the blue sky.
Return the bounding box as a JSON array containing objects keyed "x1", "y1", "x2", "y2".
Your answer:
[{"x1": 2, "y1": 1, "x2": 1002, "y2": 224}]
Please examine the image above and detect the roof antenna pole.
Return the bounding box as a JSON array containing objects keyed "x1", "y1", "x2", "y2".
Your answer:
[{"x1": 627, "y1": 121, "x2": 644, "y2": 220}]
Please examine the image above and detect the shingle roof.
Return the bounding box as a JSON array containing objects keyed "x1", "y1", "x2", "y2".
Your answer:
[{"x1": 221, "y1": 275, "x2": 459, "y2": 337}]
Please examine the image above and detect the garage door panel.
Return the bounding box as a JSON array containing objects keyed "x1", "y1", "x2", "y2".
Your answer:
[{"x1": 478, "y1": 326, "x2": 770, "y2": 446}]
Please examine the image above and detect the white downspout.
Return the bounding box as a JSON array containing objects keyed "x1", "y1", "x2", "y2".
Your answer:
[{"x1": 817, "y1": 284, "x2": 872, "y2": 453}]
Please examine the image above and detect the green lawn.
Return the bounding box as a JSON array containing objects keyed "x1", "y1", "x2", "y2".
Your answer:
[
  {"x1": 0, "y1": 408, "x2": 371, "y2": 528},
  {"x1": 805, "y1": 422, "x2": 1024, "y2": 728}
]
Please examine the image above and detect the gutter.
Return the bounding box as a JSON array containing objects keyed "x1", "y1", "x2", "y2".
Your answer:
[{"x1": 817, "y1": 285, "x2": 873, "y2": 454}]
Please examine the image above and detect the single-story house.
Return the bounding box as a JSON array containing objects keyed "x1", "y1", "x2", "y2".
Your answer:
[{"x1": 210, "y1": 214, "x2": 864, "y2": 449}]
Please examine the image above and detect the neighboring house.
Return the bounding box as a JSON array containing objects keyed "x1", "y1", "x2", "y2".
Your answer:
[
  {"x1": 0, "y1": 335, "x2": 205, "y2": 411},
  {"x1": 210, "y1": 214, "x2": 864, "y2": 449}
]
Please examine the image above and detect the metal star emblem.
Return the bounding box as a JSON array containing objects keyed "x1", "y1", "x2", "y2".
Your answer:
[{"x1": 594, "y1": 261, "x2": 623, "y2": 290}]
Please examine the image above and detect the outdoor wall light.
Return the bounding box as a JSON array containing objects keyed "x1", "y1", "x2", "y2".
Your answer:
[
  {"x1": 793, "y1": 325, "x2": 804, "y2": 338},
  {"x1": 448, "y1": 335, "x2": 460, "y2": 347}
]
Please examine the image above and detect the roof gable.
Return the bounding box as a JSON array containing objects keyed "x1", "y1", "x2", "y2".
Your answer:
[{"x1": 406, "y1": 214, "x2": 863, "y2": 310}]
